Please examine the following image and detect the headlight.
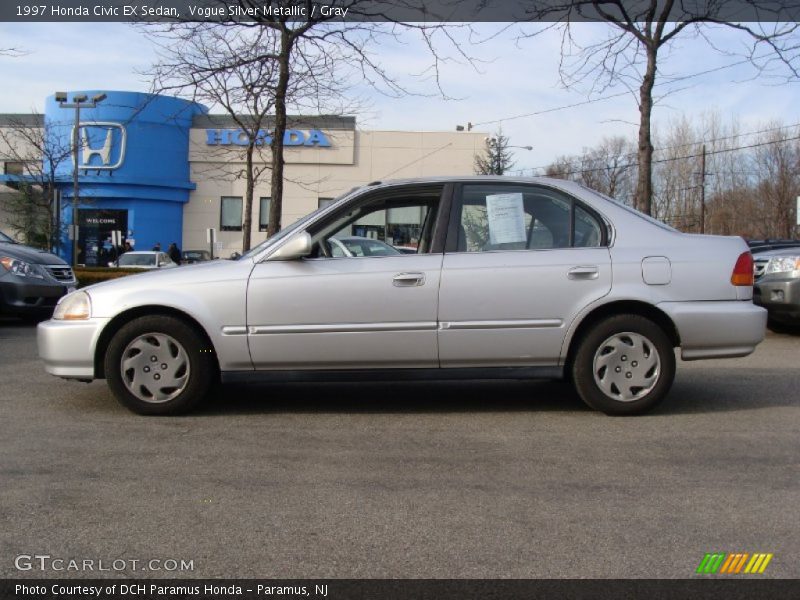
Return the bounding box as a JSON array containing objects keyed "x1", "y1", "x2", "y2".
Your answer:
[
  {"x1": 53, "y1": 291, "x2": 91, "y2": 320},
  {"x1": 766, "y1": 255, "x2": 800, "y2": 275},
  {"x1": 0, "y1": 256, "x2": 44, "y2": 279}
]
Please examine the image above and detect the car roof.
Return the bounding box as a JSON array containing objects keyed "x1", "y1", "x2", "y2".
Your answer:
[{"x1": 364, "y1": 175, "x2": 575, "y2": 190}]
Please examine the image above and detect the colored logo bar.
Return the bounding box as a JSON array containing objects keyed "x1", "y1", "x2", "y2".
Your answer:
[{"x1": 696, "y1": 553, "x2": 773, "y2": 574}]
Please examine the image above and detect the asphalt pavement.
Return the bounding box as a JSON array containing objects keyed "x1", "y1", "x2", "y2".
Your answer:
[{"x1": 1, "y1": 318, "x2": 798, "y2": 578}]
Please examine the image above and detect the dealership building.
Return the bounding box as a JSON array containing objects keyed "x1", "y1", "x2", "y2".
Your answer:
[{"x1": 0, "y1": 91, "x2": 485, "y2": 265}]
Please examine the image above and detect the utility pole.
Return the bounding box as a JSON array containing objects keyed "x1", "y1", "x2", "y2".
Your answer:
[
  {"x1": 54, "y1": 92, "x2": 107, "y2": 266},
  {"x1": 699, "y1": 144, "x2": 706, "y2": 234}
]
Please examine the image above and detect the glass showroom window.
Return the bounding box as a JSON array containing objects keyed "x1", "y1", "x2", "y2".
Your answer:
[
  {"x1": 258, "y1": 197, "x2": 271, "y2": 232},
  {"x1": 220, "y1": 196, "x2": 243, "y2": 231}
]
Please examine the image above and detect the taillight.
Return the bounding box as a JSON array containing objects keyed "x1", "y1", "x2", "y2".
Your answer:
[{"x1": 731, "y1": 251, "x2": 754, "y2": 286}]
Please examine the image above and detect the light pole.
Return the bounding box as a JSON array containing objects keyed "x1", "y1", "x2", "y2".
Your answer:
[
  {"x1": 486, "y1": 137, "x2": 533, "y2": 152},
  {"x1": 55, "y1": 92, "x2": 107, "y2": 266}
]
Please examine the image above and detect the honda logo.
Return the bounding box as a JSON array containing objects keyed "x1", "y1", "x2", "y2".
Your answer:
[{"x1": 73, "y1": 122, "x2": 126, "y2": 169}]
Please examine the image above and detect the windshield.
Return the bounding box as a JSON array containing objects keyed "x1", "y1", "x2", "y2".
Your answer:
[
  {"x1": 0, "y1": 230, "x2": 15, "y2": 243},
  {"x1": 239, "y1": 187, "x2": 363, "y2": 260},
  {"x1": 119, "y1": 253, "x2": 156, "y2": 266}
]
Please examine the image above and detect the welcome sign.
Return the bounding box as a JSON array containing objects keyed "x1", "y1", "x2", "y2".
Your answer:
[{"x1": 205, "y1": 129, "x2": 331, "y2": 147}]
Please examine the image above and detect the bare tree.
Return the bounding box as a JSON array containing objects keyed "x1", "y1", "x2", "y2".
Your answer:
[
  {"x1": 520, "y1": 1, "x2": 800, "y2": 215},
  {"x1": 146, "y1": 2, "x2": 474, "y2": 236},
  {"x1": 149, "y1": 25, "x2": 283, "y2": 251},
  {"x1": 752, "y1": 126, "x2": 800, "y2": 239},
  {"x1": 0, "y1": 115, "x2": 73, "y2": 249},
  {"x1": 545, "y1": 135, "x2": 636, "y2": 204}
]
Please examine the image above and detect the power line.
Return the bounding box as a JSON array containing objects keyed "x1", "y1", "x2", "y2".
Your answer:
[
  {"x1": 541, "y1": 133, "x2": 800, "y2": 178},
  {"x1": 379, "y1": 142, "x2": 453, "y2": 179},
  {"x1": 474, "y1": 56, "x2": 767, "y2": 128},
  {"x1": 513, "y1": 121, "x2": 800, "y2": 176}
]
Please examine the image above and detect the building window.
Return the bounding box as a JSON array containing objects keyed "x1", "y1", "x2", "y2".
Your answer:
[
  {"x1": 220, "y1": 196, "x2": 243, "y2": 231},
  {"x1": 258, "y1": 197, "x2": 271, "y2": 232},
  {"x1": 318, "y1": 197, "x2": 335, "y2": 209},
  {"x1": 3, "y1": 161, "x2": 25, "y2": 176}
]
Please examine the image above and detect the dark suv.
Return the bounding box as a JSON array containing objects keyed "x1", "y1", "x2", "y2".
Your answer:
[{"x1": 0, "y1": 230, "x2": 76, "y2": 319}]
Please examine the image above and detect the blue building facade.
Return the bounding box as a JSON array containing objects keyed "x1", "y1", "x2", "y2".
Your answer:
[{"x1": 45, "y1": 91, "x2": 207, "y2": 265}]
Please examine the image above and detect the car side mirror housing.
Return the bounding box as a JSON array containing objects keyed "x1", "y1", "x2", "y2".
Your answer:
[{"x1": 267, "y1": 231, "x2": 312, "y2": 261}]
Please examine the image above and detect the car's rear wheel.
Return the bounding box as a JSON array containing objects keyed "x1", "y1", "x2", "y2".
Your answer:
[
  {"x1": 572, "y1": 314, "x2": 675, "y2": 415},
  {"x1": 104, "y1": 315, "x2": 216, "y2": 415}
]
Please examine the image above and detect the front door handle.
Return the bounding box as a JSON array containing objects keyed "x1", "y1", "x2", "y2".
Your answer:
[
  {"x1": 393, "y1": 272, "x2": 426, "y2": 287},
  {"x1": 568, "y1": 266, "x2": 599, "y2": 280}
]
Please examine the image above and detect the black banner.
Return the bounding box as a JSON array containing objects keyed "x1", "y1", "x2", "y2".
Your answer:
[
  {"x1": 3, "y1": 580, "x2": 800, "y2": 600},
  {"x1": 3, "y1": 0, "x2": 800, "y2": 23}
]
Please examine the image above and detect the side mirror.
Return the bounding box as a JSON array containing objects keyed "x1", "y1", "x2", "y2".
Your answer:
[{"x1": 267, "y1": 231, "x2": 312, "y2": 261}]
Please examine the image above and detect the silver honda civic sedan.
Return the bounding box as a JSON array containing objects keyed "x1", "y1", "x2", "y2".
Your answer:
[{"x1": 38, "y1": 177, "x2": 767, "y2": 415}]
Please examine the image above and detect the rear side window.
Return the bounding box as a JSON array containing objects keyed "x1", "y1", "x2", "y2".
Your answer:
[{"x1": 454, "y1": 184, "x2": 605, "y2": 252}]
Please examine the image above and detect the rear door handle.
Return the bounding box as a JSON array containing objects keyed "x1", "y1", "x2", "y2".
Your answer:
[
  {"x1": 568, "y1": 266, "x2": 599, "y2": 280},
  {"x1": 393, "y1": 272, "x2": 426, "y2": 287}
]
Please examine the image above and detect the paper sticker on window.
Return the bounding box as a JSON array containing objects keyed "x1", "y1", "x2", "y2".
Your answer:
[{"x1": 486, "y1": 193, "x2": 526, "y2": 245}]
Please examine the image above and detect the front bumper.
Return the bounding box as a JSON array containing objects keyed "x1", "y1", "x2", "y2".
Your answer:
[
  {"x1": 0, "y1": 278, "x2": 75, "y2": 317},
  {"x1": 37, "y1": 318, "x2": 109, "y2": 379},
  {"x1": 658, "y1": 300, "x2": 767, "y2": 360},
  {"x1": 754, "y1": 277, "x2": 800, "y2": 323}
]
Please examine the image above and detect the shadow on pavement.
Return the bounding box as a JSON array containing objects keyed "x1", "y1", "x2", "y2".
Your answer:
[
  {"x1": 198, "y1": 379, "x2": 589, "y2": 416},
  {"x1": 183, "y1": 365, "x2": 798, "y2": 417}
]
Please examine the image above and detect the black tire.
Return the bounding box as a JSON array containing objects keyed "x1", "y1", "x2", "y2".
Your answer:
[
  {"x1": 572, "y1": 314, "x2": 675, "y2": 416},
  {"x1": 104, "y1": 315, "x2": 217, "y2": 415}
]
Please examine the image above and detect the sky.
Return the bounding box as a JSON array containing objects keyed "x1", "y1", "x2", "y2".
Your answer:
[{"x1": 0, "y1": 21, "x2": 798, "y2": 174}]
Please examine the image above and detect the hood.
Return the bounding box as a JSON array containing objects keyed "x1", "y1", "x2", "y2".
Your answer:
[
  {"x1": 0, "y1": 241, "x2": 67, "y2": 265},
  {"x1": 752, "y1": 247, "x2": 800, "y2": 259},
  {"x1": 85, "y1": 258, "x2": 253, "y2": 294}
]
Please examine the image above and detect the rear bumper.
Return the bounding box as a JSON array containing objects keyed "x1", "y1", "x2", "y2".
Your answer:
[
  {"x1": 658, "y1": 300, "x2": 767, "y2": 360},
  {"x1": 754, "y1": 278, "x2": 800, "y2": 323},
  {"x1": 37, "y1": 318, "x2": 109, "y2": 379}
]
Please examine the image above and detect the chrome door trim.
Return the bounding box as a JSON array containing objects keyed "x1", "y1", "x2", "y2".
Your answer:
[
  {"x1": 248, "y1": 321, "x2": 438, "y2": 335},
  {"x1": 439, "y1": 319, "x2": 563, "y2": 330}
]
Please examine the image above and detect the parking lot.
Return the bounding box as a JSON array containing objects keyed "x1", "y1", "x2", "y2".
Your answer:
[{"x1": 1, "y1": 318, "x2": 798, "y2": 579}]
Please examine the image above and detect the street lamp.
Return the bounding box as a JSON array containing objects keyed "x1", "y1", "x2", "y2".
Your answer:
[
  {"x1": 486, "y1": 137, "x2": 533, "y2": 151},
  {"x1": 55, "y1": 92, "x2": 107, "y2": 266}
]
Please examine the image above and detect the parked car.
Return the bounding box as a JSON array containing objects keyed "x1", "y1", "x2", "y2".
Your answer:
[
  {"x1": 1, "y1": 230, "x2": 76, "y2": 320},
  {"x1": 38, "y1": 177, "x2": 766, "y2": 416},
  {"x1": 747, "y1": 239, "x2": 800, "y2": 253},
  {"x1": 329, "y1": 236, "x2": 402, "y2": 257},
  {"x1": 752, "y1": 246, "x2": 800, "y2": 325},
  {"x1": 181, "y1": 250, "x2": 212, "y2": 264},
  {"x1": 115, "y1": 251, "x2": 178, "y2": 270}
]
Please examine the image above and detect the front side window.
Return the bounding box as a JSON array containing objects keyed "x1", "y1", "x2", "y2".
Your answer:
[
  {"x1": 308, "y1": 188, "x2": 443, "y2": 259},
  {"x1": 220, "y1": 196, "x2": 243, "y2": 231},
  {"x1": 455, "y1": 184, "x2": 604, "y2": 252}
]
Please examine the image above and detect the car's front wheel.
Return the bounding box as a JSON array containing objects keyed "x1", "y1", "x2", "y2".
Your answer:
[
  {"x1": 572, "y1": 314, "x2": 675, "y2": 415},
  {"x1": 104, "y1": 315, "x2": 217, "y2": 415}
]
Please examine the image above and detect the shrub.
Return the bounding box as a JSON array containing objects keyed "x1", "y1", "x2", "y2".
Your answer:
[{"x1": 73, "y1": 267, "x2": 144, "y2": 288}]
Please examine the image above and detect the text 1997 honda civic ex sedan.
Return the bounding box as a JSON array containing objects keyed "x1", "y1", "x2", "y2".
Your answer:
[{"x1": 38, "y1": 177, "x2": 767, "y2": 416}]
